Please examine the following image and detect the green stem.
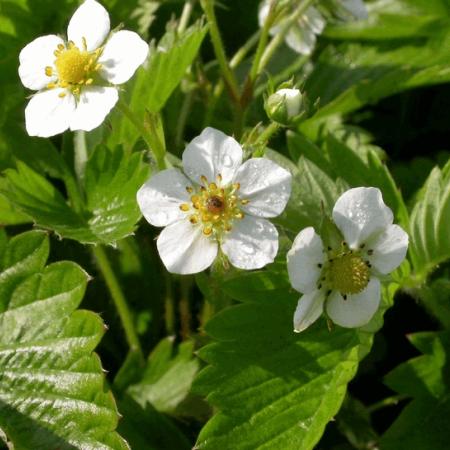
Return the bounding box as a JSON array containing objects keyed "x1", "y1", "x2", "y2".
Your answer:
[
  {"x1": 248, "y1": 0, "x2": 276, "y2": 84},
  {"x1": 367, "y1": 394, "x2": 409, "y2": 413},
  {"x1": 200, "y1": 0, "x2": 240, "y2": 104},
  {"x1": 62, "y1": 166, "x2": 85, "y2": 213},
  {"x1": 117, "y1": 98, "x2": 166, "y2": 170},
  {"x1": 203, "y1": 31, "x2": 260, "y2": 127},
  {"x1": 178, "y1": 0, "x2": 195, "y2": 34},
  {"x1": 259, "y1": 0, "x2": 315, "y2": 74},
  {"x1": 92, "y1": 245, "x2": 144, "y2": 360},
  {"x1": 254, "y1": 122, "x2": 281, "y2": 153}
]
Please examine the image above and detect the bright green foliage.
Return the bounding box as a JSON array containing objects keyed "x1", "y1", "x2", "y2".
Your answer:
[
  {"x1": 381, "y1": 331, "x2": 450, "y2": 450},
  {"x1": 2, "y1": 145, "x2": 149, "y2": 244},
  {"x1": 112, "y1": 21, "x2": 207, "y2": 147},
  {"x1": 304, "y1": 30, "x2": 450, "y2": 122},
  {"x1": 127, "y1": 337, "x2": 200, "y2": 416},
  {"x1": 409, "y1": 159, "x2": 450, "y2": 279},
  {"x1": 193, "y1": 266, "x2": 395, "y2": 450},
  {"x1": 0, "y1": 230, "x2": 127, "y2": 449}
]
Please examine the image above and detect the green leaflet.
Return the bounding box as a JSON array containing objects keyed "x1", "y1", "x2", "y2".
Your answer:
[
  {"x1": 193, "y1": 266, "x2": 398, "y2": 450},
  {"x1": 409, "y1": 158, "x2": 450, "y2": 280},
  {"x1": 109, "y1": 21, "x2": 207, "y2": 148},
  {"x1": 303, "y1": 29, "x2": 450, "y2": 122},
  {"x1": 0, "y1": 230, "x2": 127, "y2": 449},
  {"x1": 381, "y1": 331, "x2": 450, "y2": 450},
  {"x1": 2, "y1": 145, "x2": 149, "y2": 244},
  {"x1": 126, "y1": 336, "x2": 200, "y2": 416}
]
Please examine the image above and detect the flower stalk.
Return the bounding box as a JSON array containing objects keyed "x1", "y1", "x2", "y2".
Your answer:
[{"x1": 92, "y1": 245, "x2": 144, "y2": 361}]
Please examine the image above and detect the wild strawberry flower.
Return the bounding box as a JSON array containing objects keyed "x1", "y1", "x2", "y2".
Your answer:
[
  {"x1": 137, "y1": 127, "x2": 292, "y2": 275},
  {"x1": 287, "y1": 187, "x2": 408, "y2": 332},
  {"x1": 18, "y1": 0, "x2": 149, "y2": 137},
  {"x1": 258, "y1": 0, "x2": 367, "y2": 56}
]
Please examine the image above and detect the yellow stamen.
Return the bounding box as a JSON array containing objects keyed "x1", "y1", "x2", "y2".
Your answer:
[
  {"x1": 45, "y1": 66, "x2": 53, "y2": 77},
  {"x1": 179, "y1": 204, "x2": 190, "y2": 212}
]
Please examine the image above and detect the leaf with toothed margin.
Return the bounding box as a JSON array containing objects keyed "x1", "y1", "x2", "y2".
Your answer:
[
  {"x1": 1, "y1": 145, "x2": 149, "y2": 245},
  {"x1": 192, "y1": 263, "x2": 399, "y2": 450},
  {"x1": 0, "y1": 230, "x2": 128, "y2": 449}
]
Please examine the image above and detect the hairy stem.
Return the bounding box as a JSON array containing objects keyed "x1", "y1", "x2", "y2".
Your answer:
[
  {"x1": 117, "y1": 98, "x2": 166, "y2": 170},
  {"x1": 92, "y1": 245, "x2": 144, "y2": 360}
]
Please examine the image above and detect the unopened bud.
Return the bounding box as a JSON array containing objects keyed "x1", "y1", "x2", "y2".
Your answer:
[{"x1": 265, "y1": 88, "x2": 305, "y2": 125}]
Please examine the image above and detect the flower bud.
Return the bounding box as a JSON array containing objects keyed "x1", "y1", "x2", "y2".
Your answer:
[{"x1": 265, "y1": 88, "x2": 305, "y2": 126}]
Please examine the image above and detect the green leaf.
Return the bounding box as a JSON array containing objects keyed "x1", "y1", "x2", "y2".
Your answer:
[
  {"x1": 0, "y1": 230, "x2": 127, "y2": 449},
  {"x1": 266, "y1": 144, "x2": 342, "y2": 234},
  {"x1": 408, "y1": 159, "x2": 450, "y2": 279},
  {"x1": 324, "y1": 0, "x2": 450, "y2": 40},
  {"x1": 381, "y1": 331, "x2": 450, "y2": 450},
  {"x1": 287, "y1": 132, "x2": 409, "y2": 228},
  {"x1": 2, "y1": 145, "x2": 149, "y2": 244},
  {"x1": 303, "y1": 30, "x2": 450, "y2": 122},
  {"x1": 193, "y1": 265, "x2": 397, "y2": 449},
  {"x1": 111, "y1": 21, "x2": 207, "y2": 148},
  {"x1": 127, "y1": 337, "x2": 200, "y2": 417}
]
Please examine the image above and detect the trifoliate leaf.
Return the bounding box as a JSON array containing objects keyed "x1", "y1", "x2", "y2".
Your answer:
[{"x1": 0, "y1": 230, "x2": 128, "y2": 449}]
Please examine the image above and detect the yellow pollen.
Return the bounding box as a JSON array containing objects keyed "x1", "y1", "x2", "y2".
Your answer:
[
  {"x1": 180, "y1": 175, "x2": 245, "y2": 239},
  {"x1": 47, "y1": 40, "x2": 103, "y2": 94},
  {"x1": 329, "y1": 253, "x2": 370, "y2": 295},
  {"x1": 55, "y1": 46, "x2": 92, "y2": 84}
]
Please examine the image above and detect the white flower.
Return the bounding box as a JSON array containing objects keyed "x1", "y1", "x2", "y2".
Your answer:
[
  {"x1": 258, "y1": 1, "x2": 326, "y2": 55},
  {"x1": 137, "y1": 127, "x2": 292, "y2": 275},
  {"x1": 287, "y1": 187, "x2": 408, "y2": 332},
  {"x1": 258, "y1": 0, "x2": 368, "y2": 56},
  {"x1": 18, "y1": 0, "x2": 149, "y2": 137}
]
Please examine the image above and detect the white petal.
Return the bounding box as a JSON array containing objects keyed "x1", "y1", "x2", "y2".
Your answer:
[
  {"x1": 25, "y1": 89, "x2": 76, "y2": 137},
  {"x1": 182, "y1": 127, "x2": 243, "y2": 186},
  {"x1": 221, "y1": 216, "x2": 278, "y2": 270},
  {"x1": 137, "y1": 169, "x2": 192, "y2": 227},
  {"x1": 285, "y1": 25, "x2": 317, "y2": 55},
  {"x1": 367, "y1": 224, "x2": 409, "y2": 274},
  {"x1": 342, "y1": 0, "x2": 368, "y2": 20},
  {"x1": 258, "y1": 0, "x2": 270, "y2": 28},
  {"x1": 69, "y1": 86, "x2": 118, "y2": 132},
  {"x1": 157, "y1": 220, "x2": 218, "y2": 274},
  {"x1": 293, "y1": 290, "x2": 325, "y2": 333},
  {"x1": 332, "y1": 187, "x2": 393, "y2": 249},
  {"x1": 287, "y1": 227, "x2": 325, "y2": 294},
  {"x1": 303, "y1": 6, "x2": 326, "y2": 35},
  {"x1": 326, "y1": 278, "x2": 381, "y2": 328},
  {"x1": 234, "y1": 158, "x2": 291, "y2": 218},
  {"x1": 18, "y1": 35, "x2": 62, "y2": 90},
  {"x1": 99, "y1": 30, "x2": 149, "y2": 84},
  {"x1": 67, "y1": 0, "x2": 110, "y2": 51}
]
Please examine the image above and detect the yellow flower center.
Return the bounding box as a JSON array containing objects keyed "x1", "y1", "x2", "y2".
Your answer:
[
  {"x1": 179, "y1": 174, "x2": 249, "y2": 239},
  {"x1": 329, "y1": 253, "x2": 370, "y2": 295},
  {"x1": 55, "y1": 46, "x2": 92, "y2": 84},
  {"x1": 45, "y1": 39, "x2": 103, "y2": 97}
]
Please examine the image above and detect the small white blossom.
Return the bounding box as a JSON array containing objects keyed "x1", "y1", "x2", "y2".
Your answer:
[
  {"x1": 137, "y1": 127, "x2": 292, "y2": 275},
  {"x1": 258, "y1": 0, "x2": 367, "y2": 56},
  {"x1": 287, "y1": 187, "x2": 408, "y2": 332},
  {"x1": 18, "y1": 0, "x2": 149, "y2": 137}
]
